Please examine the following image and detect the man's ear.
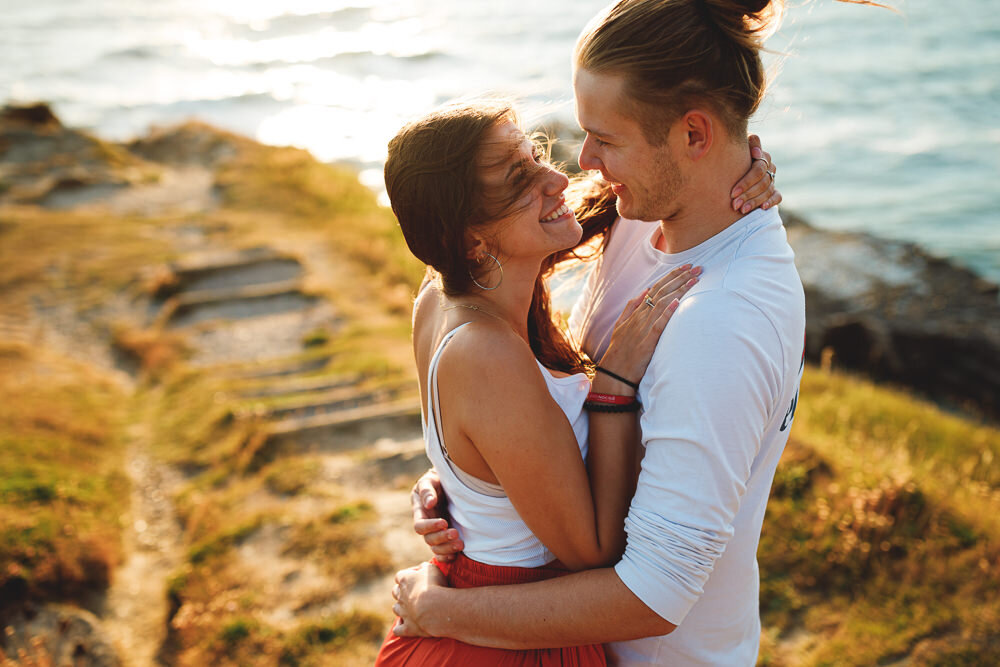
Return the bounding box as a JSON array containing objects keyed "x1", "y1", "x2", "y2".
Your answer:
[{"x1": 680, "y1": 110, "x2": 713, "y2": 162}]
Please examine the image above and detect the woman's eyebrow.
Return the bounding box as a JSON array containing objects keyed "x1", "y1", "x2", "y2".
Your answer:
[
  {"x1": 505, "y1": 161, "x2": 522, "y2": 182},
  {"x1": 506, "y1": 139, "x2": 541, "y2": 179}
]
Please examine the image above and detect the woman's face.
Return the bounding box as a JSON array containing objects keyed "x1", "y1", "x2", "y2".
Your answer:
[{"x1": 474, "y1": 120, "x2": 583, "y2": 263}]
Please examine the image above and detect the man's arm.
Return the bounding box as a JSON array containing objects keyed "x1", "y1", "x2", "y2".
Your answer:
[
  {"x1": 393, "y1": 562, "x2": 675, "y2": 649},
  {"x1": 410, "y1": 469, "x2": 464, "y2": 563},
  {"x1": 396, "y1": 289, "x2": 784, "y2": 646}
]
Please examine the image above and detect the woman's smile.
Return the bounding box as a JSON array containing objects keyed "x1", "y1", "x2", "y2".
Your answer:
[{"x1": 540, "y1": 202, "x2": 572, "y2": 223}]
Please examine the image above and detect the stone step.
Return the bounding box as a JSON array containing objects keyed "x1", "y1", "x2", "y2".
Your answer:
[
  {"x1": 0, "y1": 316, "x2": 33, "y2": 343},
  {"x1": 237, "y1": 379, "x2": 413, "y2": 415},
  {"x1": 159, "y1": 247, "x2": 303, "y2": 295},
  {"x1": 219, "y1": 354, "x2": 335, "y2": 380},
  {"x1": 235, "y1": 373, "x2": 363, "y2": 399},
  {"x1": 261, "y1": 398, "x2": 423, "y2": 456},
  {"x1": 170, "y1": 246, "x2": 281, "y2": 273},
  {"x1": 158, "y1": 280, "x2": 318, "y2": 328},
  {"x1": 239, "y1": 387, "x2": 383, "y2": 421}
]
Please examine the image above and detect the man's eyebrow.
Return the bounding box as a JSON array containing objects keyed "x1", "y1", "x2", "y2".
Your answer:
[{"x1": 581, "y1": 124, "x2": 616, "y2": 140}]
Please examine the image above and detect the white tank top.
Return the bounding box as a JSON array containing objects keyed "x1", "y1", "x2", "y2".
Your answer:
[{"x1": 424, "y1": 323, "x2": 591, "y2": 567}]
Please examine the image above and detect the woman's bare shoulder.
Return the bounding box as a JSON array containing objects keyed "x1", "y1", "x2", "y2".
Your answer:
[
  {"x1": 438, "y1": 321, "x2": 539, "y2": 385},
  {"x1": 412, "y1": 282, "x2": 441, "y2": 324}
]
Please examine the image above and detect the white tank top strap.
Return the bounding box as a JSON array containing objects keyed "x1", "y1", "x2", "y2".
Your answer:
[{"x1": 427, "y1": 323, "x2": 506, "y2": 497}]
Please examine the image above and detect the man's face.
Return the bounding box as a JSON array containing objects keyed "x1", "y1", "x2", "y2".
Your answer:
[{"x1": 573, "y1": 67, "x2": 685, "y2": 222}]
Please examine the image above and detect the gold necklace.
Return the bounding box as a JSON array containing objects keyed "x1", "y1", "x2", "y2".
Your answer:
[{"x1": 442, "y1": 303, "x2": 507, "y2": 323}]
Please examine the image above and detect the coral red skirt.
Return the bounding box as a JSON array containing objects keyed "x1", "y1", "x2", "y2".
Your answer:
[{"x1": 375, "y1": 553, "x2": 606, "y2": 666}]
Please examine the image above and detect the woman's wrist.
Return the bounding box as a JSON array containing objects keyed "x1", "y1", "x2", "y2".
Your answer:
[
  {"x1": 591, "y1": 370, "x2": 638, "y2": 397},
  {"x1": 595, "y1": 364, "x2": 639, "y2": 389}
]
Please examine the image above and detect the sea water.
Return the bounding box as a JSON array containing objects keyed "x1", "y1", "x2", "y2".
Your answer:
[{"x1": 2, "y1": 0, "x2": 997, "y2": 281}]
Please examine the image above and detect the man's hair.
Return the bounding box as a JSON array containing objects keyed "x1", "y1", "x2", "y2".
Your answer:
[
  {"x1": 575, "y1": 0, "x2": 786, "y2": 144},
  {"x1": 577, "y1": 0, "x2": 885, "y2": 144}
]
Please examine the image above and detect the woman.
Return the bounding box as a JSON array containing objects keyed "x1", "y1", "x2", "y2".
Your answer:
[{"x1": 375, "y1": 100, "x2": 777, "y2": 665}]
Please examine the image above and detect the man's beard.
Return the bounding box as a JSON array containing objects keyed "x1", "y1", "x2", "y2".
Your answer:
[{"x1": 617, "y1": 154, "x2": 684, "y2": 222}]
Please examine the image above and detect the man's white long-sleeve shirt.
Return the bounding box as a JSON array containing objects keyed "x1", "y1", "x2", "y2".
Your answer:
[{"x1": 569, "y1": 207, "x2": 805, "y2": 666}]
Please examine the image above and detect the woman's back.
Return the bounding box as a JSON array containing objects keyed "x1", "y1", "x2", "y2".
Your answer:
[{"x1": 419, "y1": 307, "x2": 591, "y2": 566}]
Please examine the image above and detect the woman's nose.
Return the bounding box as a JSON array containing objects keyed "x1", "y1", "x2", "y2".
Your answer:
[{"x1": 542, "y1": 163, "x2": 570, "y2": 195}]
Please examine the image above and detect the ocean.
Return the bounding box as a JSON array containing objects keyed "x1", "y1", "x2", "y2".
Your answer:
[{"x1": 2, "y1": 0, "x2": 997, "y2": 282}]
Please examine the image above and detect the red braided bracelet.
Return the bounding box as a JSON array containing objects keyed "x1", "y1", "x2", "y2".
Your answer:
[{"x1": 586, "y1": 392, "x2": 637, "y2": 405}]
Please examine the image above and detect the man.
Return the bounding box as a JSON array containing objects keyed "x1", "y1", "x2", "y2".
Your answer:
[{"x1": 393, "y1": 0, "x2": 806, "y2": 663}]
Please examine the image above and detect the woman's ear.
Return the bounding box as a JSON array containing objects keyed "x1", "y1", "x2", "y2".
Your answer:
[{"x1": 464, "y1": 232, "x2": 486, "y2": 260}]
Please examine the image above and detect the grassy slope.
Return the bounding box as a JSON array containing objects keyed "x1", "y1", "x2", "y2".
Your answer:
[
  {"x1": 134, "y1": 132, "x2": 424, "y2": 666},
  {"x1": 0, "y1": 123, "x2": 423, "y2": 664},
  {"x1": 2, "y1": 121, "x2": 997, "y2": 664},
  {"x1": 758, "y1": 368, "x2": 1000, "y2": 665},
  {"x1": 0, "y1": 343, "x2": 127, "y2": 610},
  {"x1": 0, "y1": 202, "x2": 175, "y2": 615}
]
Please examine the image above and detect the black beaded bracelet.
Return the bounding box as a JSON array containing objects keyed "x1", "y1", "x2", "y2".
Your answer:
[
  {"x1": 583, "y1": 399, "x2": 642, "y2": 413},
  {"x1": 595, "y1": 366, "x2": 640, "y2": 391}
]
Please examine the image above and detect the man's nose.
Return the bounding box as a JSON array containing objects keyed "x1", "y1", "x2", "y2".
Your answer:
[{"x1": 578, "y1": 136, "x2": 601, "y2": 172}]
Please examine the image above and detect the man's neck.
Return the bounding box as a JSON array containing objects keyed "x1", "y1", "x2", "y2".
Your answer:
[{"x1": 655, "y1": 143, "x2": 752, "y2": 254}]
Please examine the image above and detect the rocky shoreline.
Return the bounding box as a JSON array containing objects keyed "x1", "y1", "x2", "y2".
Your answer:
[
  {"x1": 3, "y1": 102, "x2": 998, "y2": 421},
  {"x1": 786, "y1": 211, "x2": 1000, "y2": 420}
]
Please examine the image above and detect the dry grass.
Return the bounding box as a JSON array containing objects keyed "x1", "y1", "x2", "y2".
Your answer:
[
  {"x1": 0, "y1": 343, "x2": 127, "y2": 611},
  {"x1": 757, "y1": 366, "x2": 1000, "y2": 665},
  {"x1": 165, "y1": 500, "x2": 392, "y2": 666},
  {"x1": 283, "y1": 501, "x2": 394, "y2": 583},
  {"x1": 262, "y1": 458, "x2": 322, "y2": 497},
  {"x1": 9, "y1": 117, "x2": 997, "y2": 664},
  {"x1": 0, "y1": 206, "x2": 174, "y2": 308},
  {"x1": 111, "y1": 323, "x2": 191, "y2": 377}
]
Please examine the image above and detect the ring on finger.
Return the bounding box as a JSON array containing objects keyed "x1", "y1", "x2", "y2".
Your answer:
[
  {"x1": 767, "y1": 169, "x2": 776, "y2": 182},
  {"x1": 752, "y1": 156, "x2": 769, "y2": 168},
  {"x1": 643, "y1": 295, "x2": 656, "y2": 308}
]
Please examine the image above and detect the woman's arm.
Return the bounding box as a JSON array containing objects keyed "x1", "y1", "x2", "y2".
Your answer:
[{"x1": 437, "y1": 268, "x2": 697, "y2": 571}]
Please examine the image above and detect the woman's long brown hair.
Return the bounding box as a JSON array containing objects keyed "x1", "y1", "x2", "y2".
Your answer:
[{"x1": 385, "y1": 101, "x2": 595, "y2": 374}]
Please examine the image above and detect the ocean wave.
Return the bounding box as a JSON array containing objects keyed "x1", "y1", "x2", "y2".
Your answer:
[
  {"x1": 134, "y1": 91, "x2": 285, "y2": 111},
  {"x1": 220, "y1": 49, "x2": 449, "y2": 73},
  {"x1": 312, "y1": 50, "x2": 448, "y2": 65},
  {"x1": 102, "y1": 46, "x2": 160, "y2": 60},
  {"x1": 239, "y1": 7, "x2": 374, "y2": 37}
]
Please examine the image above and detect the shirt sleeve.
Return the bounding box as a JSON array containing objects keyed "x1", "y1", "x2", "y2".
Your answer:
[{"x1": 614, "y1": 289, "x2": 783, "y2": 625}]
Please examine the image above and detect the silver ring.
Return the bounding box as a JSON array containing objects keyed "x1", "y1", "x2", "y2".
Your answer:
[
  {"x1": 643, "y1": 296, "x2": 655, "y2": 308},
  {"x1": 767, "y1": 170, "x2": 776, "y2": 182},
  {"x1": 753, "y1": 157, "x2": 769, "y2": 168}
]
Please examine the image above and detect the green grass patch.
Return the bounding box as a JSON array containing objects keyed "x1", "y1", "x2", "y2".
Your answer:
[{"x1": 279, "y1": 611, "x2": 386, "y2": 666}]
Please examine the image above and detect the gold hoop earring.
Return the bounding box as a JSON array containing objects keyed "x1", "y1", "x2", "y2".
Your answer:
[{"x1": 470, "y1": 252, "x2": 503, "y2": 291}]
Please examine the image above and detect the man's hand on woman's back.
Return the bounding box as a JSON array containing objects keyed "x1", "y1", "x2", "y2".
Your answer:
[{"x1": 411, "y1": 468, "x2": 463, "y2": 562}]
